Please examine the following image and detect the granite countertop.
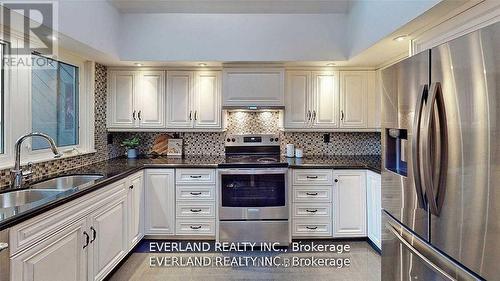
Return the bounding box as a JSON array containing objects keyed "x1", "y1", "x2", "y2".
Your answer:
[{"x1": 0, "y1": 154, "x2": 380, "y2": 230}]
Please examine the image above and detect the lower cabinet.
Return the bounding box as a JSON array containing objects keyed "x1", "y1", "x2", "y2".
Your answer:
[
  {"x1": 333, "y1": 170, "x2": 367, "y2": 237},
  {"x1": 88, "y1": 196, "x2": 128, "y2": 281},
  {"x1": 10, "y1": 180, "x2": 129, "y2": 281},
  {"x1": 127, "y1": 171, "x2": 144, "y2": 250},
  {"x1": 366, "y1": 171, "x2": 382, "y2": 249},
  {"x1": 144, "y1": 169, "x2": 175, "y2": 235},
  {"x1": 10, "y1": 217, "x2": 89, "y2": 281}
]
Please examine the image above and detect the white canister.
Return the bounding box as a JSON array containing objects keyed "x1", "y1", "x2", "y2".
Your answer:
[
  {"x1": 295, "y1": 148, "x2": 304, "y2": 158},
  {"x1": 286, "y1": 144, "x2": 295, "y2": 157}
]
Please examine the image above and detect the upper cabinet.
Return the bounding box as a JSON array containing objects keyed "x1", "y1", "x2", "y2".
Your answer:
[
  {"x1": 284, "y1": 70, "x2": 339, "y2": 129},
  {"x1": 107, "y1": 70, "x2": 165, "y2": 130},
  {"x1": 284, "y1": 70, "x2": 380, "y2": 131},
  {"x1": 223, "y1": 68, "x2": 284, "y2": 107},
  {"x1": 166, "y1": 70, "x2": 222, "y2": 130},
  {"x1": 108, "y1": 69, "x2": 221, "y2": 131}
]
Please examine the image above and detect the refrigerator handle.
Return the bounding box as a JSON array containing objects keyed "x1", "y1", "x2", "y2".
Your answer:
[
  {"x1": 411, "y1": 84, "x2": 428, "y2": 208},
  {"x1": 386, "y1": 212, "x2": 483, "y2": 281},
  {"x1": 422, "y1": 82, "x2": 448, "y2": 216}
]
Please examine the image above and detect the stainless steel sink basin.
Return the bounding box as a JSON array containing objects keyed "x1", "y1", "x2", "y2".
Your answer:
[
  {"x1": 31, "y1": 174, "x2": 103, "y2": 191},
  {"x1": 0, "y1": 190, "x2": 60, "y2": 208}
]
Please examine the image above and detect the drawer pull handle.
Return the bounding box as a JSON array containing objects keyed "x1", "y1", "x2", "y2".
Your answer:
[
  {"x1": 306, "y1": 226, "x2": 318, "y2": 230},
  {"x1": 305, "y1": 209, "x2": 318, "y2": 213},
  {"x1": 190, "y1": 192, "x2": 202, "y2": 195},
  {"x1": 0, "y1": 242, "x2": 9, "y2": 252},
  {"x1": 83, "y1": 231, "x2": 90, "y2": 249},
  {"x1": 306, "y1": 192, "x2": 318, "y2": 196},
  {"x1": 306, "y1": 176, "x2": 318, "y2": 179},
  {"x1": 90, "y1": 227, "x2": 97, "y2": 243},
  {"x1": 190, "y1": 175, "x2": 202, "y2": 178},
  {"x1": 190, "y1": 209, "x2": 202, "y2": 213},
  {"x1": 190, "y1": 225, "x2": 202, "y2": 230}
]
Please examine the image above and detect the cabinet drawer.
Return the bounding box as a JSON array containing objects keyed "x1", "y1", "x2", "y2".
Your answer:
[
  {"x1": 293, "y1": 170, "x2": 333, "y2": 185},
  {"x1": 176, "y1": 169, "x2": 215, "y2": 185},
  {"x1": 293, "y1": 203, "x2": 331, "y2": 217},
  {"x1": 293, "y1": 187, "x2": 332, "y2": 202},
  {"x1": 175, "y1": 219, "x2": 215, "y2": 235},
  {"x1": 292, "y1": 219, "x2": 332, "y2": 237},
  {"x1": 176, "y1": 186, "x2": 215, "y2": 201},
  {"x1": 176, "y1": 202, "x2": 215, "y2": 218}
]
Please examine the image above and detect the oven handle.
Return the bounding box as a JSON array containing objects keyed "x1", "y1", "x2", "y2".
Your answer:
[{"x1": 218, "y1": 168, "x2": 288, "y2": 175}]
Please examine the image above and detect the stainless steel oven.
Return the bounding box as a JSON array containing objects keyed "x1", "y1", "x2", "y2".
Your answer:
[{"x1": 218, "y1": 168, "x2": 289, "y2": 245}]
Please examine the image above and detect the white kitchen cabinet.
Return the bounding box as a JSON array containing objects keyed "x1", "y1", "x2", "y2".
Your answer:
[
  {"x1": 10, "y1": 179, "x2": 128, "y2": 281},
  {"x1": 145, "y1": 169, "x2": 175, "y2": 234},
  {"x1": 223, "y1": 68, "x2": 284, "y2": 107},
  {"x1": 339, "y1": 71, "x2": 375, "y2": 129},
  {"x1": 127, "y1": 171, "x2": 144, "y2": 250},
  {"x1": 285, "y1": 71, "x2": 310, "y2": 128},
  {"x1": 166, "y1": 71, "x2": 222, "y2": 130},
  {"x1": 366, "y1": 171, "x2": 382, "y2": 249},
  {"x1": 137, "y1": 71, "x2": 166, "y2": 128},
  {"x1": 88, "y1": 196, "x2": 128, "y2": 281},
  {"x1": 194, "y1": 71, "x2": 222, "y2": 128},
  {"x1": 10, "y1": 217, "x2": 89, "y2": 281},
  {"x1": 284, "y1": 71, "x2": 339, "y2": 129},
  {"x1": 107, "y1": 71, "x2": 137, "y2": 128},
  {"x1": 333, "y1": 170, "x2": 367, "y2": 237},
  {"x1": 311, "y1": 71, "x2": 340, "y2": 128},
  {"x1": 107, "y1": 70, "x2": 166, "y2": 130},
  {"x1": 166, "y1": 71, "x2": 194, "y2": 128}
]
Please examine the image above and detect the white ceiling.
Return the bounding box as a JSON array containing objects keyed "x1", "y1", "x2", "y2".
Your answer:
[{"x1": 109, "y1": 0, "x2": 351, "y2": 14}]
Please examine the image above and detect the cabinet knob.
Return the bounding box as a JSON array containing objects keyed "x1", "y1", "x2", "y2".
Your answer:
[
  {"x1": 129, "y1": 185, "x2": 134, "y2": 189},
  {"x1": 334, "y1": 179, "x2": 338, "y2": 183}
]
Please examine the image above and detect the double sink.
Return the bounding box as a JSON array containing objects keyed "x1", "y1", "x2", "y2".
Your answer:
[{"x1": 0, "y1": 175, "x2": 103, "y2": 209}]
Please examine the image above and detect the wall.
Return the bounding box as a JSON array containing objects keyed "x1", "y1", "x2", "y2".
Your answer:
[
  {"x1": 109, "y1": 111, "x2": 381, "y2": 157},
  {"x1": 117, "y1": 13, "x2": 348, "y2": 61},
  {"x1": 0, "y1": 64, "x2": 110, "y2": 188}
]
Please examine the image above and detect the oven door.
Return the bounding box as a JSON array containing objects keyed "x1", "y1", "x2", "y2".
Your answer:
[{"x1": 218, "y1": 168, "x2": 288, "y2": 220}]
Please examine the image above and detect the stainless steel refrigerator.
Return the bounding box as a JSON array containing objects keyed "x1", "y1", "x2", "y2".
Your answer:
[{"x1": 381, "y1": 21, "x2": 500, "y2": 281}]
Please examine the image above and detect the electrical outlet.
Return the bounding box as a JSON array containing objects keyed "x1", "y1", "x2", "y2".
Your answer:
[{"x1": 323, "y1": 133, "x2": 330, "y2": 143}]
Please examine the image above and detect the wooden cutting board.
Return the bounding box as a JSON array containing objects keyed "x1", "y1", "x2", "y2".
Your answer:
[{"x1": 150, "y1": 134, "x2": 170, "y2": 155}]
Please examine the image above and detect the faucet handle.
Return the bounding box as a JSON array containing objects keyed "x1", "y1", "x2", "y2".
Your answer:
[{"x1": 23, "y1": 162, "x2": 34, "y2": 178}]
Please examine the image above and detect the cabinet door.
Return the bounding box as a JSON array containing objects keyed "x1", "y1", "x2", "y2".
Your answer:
[
  {"x1": 137, "y1": 71, "x2": 165, "y2": 129},
  {"x1": 166, "y1": 71, "x2": 193, "y2": 128},
  {"x1": 311, "y1": 71, "x2": 339, "y2": 128},
  {"x1": 223, "y1": 68, "x2": 285, "y2": 106},
  {"x1": 193, "y1": 71, "x2": 222, "y2": 129},
  {"x1": 339, "y1": 71, "x2": 369, "y2": 128},
  {"x1": 284, "y1": 71, "x2": 311, "y2": 128},
  {"x1": 333, "y1": 170, "x2": 367, "y2": 237},
  {"x1": 128, "y1": 171, "x2": 144, "y2": 250},
  {"x1": 367, "y1": 171, "x2": 381, "y2": 249},
  {"x1": 10, "y1": 217, "x2": 88, "y2": 281},
  {"x1": 88, "y1": 197, "x2": 128, "y2": 281},
  {"x1": 145, "y1": 169, "x2": 175, "y2": 234},
  {"x1": 107, "y1": 71, "x2": 137, "y2": 128}
]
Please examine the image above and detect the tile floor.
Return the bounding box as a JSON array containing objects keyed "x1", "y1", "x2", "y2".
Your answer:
[{"x1": 108, "y1": 240, "x2": 381, "y2": 281}]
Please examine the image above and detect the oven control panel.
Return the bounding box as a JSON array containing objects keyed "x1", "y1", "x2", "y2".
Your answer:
[{"x1": 225, "y1": 134, "x2": 280, "y2": 146}]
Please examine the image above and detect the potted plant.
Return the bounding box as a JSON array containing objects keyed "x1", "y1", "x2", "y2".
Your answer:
[{"x1": 121, "y1": 137, "x2": 140, "y2": 159}]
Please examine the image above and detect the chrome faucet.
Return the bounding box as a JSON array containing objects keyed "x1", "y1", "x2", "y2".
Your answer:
[{"x1": 10, "y1": 132, "x2": 62, "y2": 189}]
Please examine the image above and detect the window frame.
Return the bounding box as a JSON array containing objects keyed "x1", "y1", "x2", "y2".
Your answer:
[{"x1": 0, "y1": 37, "x2": 96, "y2": 170}]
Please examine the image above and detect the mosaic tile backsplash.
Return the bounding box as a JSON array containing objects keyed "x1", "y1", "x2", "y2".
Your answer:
[
  {"x1": 0, "y1": 64, "x2": 111, "y2": 188},
  {"x1": 109, "y1": 111, "x2": 380, "y2": 157}
]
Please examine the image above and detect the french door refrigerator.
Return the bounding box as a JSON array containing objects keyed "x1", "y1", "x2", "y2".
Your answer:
[{"x1": 381, "y1": 21, "x2": 500, "y2": 281}]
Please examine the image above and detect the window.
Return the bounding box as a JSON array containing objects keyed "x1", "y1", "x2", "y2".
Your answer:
[{"x1": 31, "y1": 54, "x2": 79, "y2": 150}]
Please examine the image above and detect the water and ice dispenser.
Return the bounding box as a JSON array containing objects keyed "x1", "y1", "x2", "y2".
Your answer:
[{"x1": 385, "y1": 128, "x2": 408, "y2": 177}]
